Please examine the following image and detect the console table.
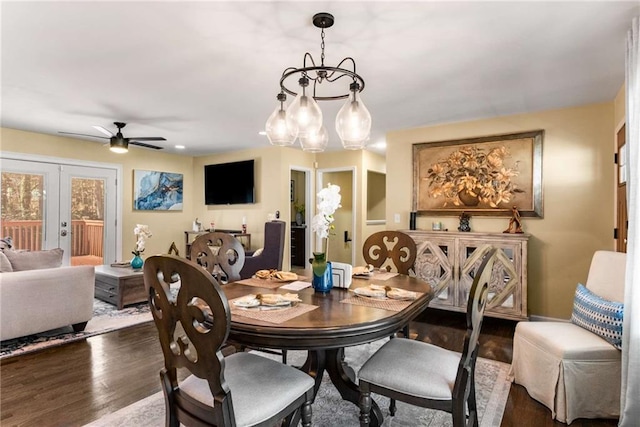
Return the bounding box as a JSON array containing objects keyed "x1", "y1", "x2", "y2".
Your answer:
[
  {"x1": 94, "y1": 265, "x2": 146, "y2": 309},
  {"x1": 404, "y1": 230, "x2": 529, "y2": 321},
  {"x1": 184, "y1": 230, "x2": 251, "y2": 260}
]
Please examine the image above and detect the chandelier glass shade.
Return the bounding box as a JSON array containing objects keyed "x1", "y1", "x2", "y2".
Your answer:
[
  {"x1": 265, "y1": 12, "x2": 370, "y2": 152},
  {"x1": 299, "y1": 126, "x2": 329, "y2": 152},
  {"x1": 265, "y1": 93, "x2": 297, "y2": 146},
  {"x1": 335, "y1": 82, "x2": 371, "y2": 149}
]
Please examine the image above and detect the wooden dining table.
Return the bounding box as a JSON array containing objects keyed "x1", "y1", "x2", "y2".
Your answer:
[{"x1": 222, "y1": 274, "x2": 435, "y2": 427}]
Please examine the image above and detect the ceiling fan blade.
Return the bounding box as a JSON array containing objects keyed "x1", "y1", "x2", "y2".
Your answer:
[
  {"x1": 130, "y1": 141, "x2": 163, "y2": 150},
  {"x1": 93, "y1": 126, "x2": 114, "y2": 137},
  {"x1": 58, "y1": 131, "x2": 109, "y2": 140},
  {"x1": 128, "y1": 137, "x2": 166, "y2": 141}
]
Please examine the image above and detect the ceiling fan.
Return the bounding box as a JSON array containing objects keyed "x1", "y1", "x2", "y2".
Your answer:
[{"x1": 59, "y1": 122, "x2": 166, "y2": 153}]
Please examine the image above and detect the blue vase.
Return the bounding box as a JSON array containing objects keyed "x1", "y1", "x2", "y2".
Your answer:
[
  {"x1": 131, "y1": 254, "x2": 144, "y2": 270},
  {"x1": 310, "y1": 252, "x2": 333, "y2": 294}
]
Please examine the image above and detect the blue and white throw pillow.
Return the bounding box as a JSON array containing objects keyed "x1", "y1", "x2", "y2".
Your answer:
[{"x1": 571, "y1": 283, "x2": 624, "y2": 350}]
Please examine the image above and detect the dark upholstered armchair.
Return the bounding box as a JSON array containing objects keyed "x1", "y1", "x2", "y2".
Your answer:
[{"x1": 239, "y1": 220, "x2": 286, "y2": 279}]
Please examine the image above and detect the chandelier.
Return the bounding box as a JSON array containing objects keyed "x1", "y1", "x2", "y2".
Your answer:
[{"x1": 265, "y1": 12, "x2": 371, "y2": 152}]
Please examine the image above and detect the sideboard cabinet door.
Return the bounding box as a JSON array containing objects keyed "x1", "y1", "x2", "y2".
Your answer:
[{"x1": 406, "y1": 230, "x2": 528, "y2": 321}]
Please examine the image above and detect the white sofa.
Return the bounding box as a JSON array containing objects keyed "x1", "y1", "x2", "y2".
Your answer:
[{"x1": 0, "y1": 265, "x2": 95, "y2": 341}]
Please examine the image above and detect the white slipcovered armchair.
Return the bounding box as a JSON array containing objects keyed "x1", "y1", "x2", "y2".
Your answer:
[{"x1": 509, "y1": 250, "x2": 626, "y2": 424}]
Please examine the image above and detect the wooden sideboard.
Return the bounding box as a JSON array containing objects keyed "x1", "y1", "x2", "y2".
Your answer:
[{"x1": 404, "y1": 230, "x2": 529, "y2": 321}]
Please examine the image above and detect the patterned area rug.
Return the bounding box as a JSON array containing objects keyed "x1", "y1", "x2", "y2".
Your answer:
[
  {"x1": 0, "y1": 298, "x2": 152, "y2": 359},
  {"x1": 85, "y1": 340, "x2": 512, "y2": 427}
]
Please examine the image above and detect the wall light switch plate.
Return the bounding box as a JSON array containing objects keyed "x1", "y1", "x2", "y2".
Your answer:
[{"x1": 394, "y1": 213, "x2": 400, "y2": 223}]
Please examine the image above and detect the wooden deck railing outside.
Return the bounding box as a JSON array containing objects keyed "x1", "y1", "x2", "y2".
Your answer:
[{"x1": 1, "y1": 219, "x2": 104, "y2": 257}]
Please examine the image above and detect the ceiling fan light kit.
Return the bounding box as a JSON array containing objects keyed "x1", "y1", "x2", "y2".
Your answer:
[
  {"x1": 265, "y1": 12, "x2": 371, "y2": 152},
  {"x1": 59, "y1": 121, "x2": 166, "y2": 153}
]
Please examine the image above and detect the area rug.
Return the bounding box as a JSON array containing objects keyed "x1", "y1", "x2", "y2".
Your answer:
[
  {"x1": 0, "y1": 298, "x2": 152, "y2": 359},
  {"x1": 84, "y1": 340, "x2": 512, "y2": 427}
]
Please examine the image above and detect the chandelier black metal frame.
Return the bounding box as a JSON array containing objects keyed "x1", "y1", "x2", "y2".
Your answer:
[
  {"x1": 279, "y1": 12, "x2": 365, "y2": 101},
  {"x1": 265, "y1": 12, "x2": 371, "y2": 152}
]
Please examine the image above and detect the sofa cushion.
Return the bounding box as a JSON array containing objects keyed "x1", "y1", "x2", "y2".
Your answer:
[
  {"x1": 571, "y1": 283, "x2": 623, "y2": 350},
  {"x1": 4, "y1": 248, "x2": 64, "y2": 271},
  {"x1": 0, "y1": 251, "x2": 13, "y2": 272}
]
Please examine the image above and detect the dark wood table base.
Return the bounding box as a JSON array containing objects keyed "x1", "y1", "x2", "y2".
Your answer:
[{"x1": 293, "y1": 348, "x2": 384, "y2": 427}]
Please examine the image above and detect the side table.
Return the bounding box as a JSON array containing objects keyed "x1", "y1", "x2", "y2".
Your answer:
[{"x1": 94, "y1": 265, "x2": 146, "y2": 310}]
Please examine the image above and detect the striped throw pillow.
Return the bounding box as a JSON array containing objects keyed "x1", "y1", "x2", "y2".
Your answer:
[{"x1": 571, "y1": 283, "x2": 623, "y2": 350}]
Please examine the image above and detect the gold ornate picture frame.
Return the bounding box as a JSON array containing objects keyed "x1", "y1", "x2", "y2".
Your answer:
[{"x1": 413, "y1": 130, "x2": 543, "y2": 217}]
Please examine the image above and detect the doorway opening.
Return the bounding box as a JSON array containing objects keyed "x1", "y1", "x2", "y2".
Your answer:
[
  {"x1": 317, "y1": 167, "x2": 356, "y2": 265},
  {"x1": 1, "y1": 155, "x2": 120, "y2": 266}
]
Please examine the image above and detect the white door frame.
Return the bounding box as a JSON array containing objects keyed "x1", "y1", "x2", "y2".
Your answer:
[
  {"x1": 290, "y1": 165, "x2": 313, "y2": 269},
  {"x1": 1, "y1": 151, "x2": 123, "y2": 263},
  {"x1": 316, "y1": 166, "x2": 357, "y2": 265}
]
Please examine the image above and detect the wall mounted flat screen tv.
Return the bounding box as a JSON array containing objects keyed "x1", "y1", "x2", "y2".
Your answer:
[{"x1": 204, "y1": 160, "x2": 255, "y2": 205}]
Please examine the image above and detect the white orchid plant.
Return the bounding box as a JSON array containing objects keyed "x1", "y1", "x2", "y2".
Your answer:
[
  {"x1": 132, "y1": 224, "x2": 152, "y2": 256},
  {"x1": 310, "y1": 183, "x2": 342, "y2": 255}
]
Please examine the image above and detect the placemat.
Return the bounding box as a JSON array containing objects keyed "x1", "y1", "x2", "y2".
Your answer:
[
  {"x1": 234, "y1": 277, "x2": 287, "y2": 289},
  {"x1": 340, "y1": 293, "x2": 422, "y2": 312},
  {"x1": 352, "y1": 271, "x2": 399, "y2": 281},
  {"x1": 230, "y1": 298, "x2": 318, "y2": 324}
]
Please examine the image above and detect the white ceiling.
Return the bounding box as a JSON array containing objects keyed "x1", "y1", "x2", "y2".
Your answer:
[{"x1": 2, "y1": 1, "x2": 638, "y2": 157}]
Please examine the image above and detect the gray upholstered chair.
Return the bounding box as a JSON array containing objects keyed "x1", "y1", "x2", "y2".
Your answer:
[
  {"x1": 190, "y1": 232, "x2": 245, "y2": 284},
  {"x1": 509, "y1": 250, "x2": 626, "y2": 423},
  {"x1": 357, "y1": 248, "x2": 497, "y2": 427},
  {"x1": 240, "y1": 220, "x2": 286, "y2": 280},
  {"x1": 143, "y1": 254, "x2": 314, "y2": 427}
]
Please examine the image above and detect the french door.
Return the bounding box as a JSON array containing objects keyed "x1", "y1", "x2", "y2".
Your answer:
[{"x1": 1, "y1": 158, "x2": 118, "y2": 266}]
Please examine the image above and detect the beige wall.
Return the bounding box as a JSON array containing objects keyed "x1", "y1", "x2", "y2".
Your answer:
[
  {"x1": 1, "y1": 128, "x2": 194, "y2": 260},
  {"x1": 315, "y1": 149, "x2": 386, "y2": 266},
  {"x1": 614, "y1": 84, "x2": 626, "y2": 127},
  {"x1": 192, "y1": 146, "x2": 315, "y2": 269},
  {"x1": 367, "y1": 171, "x2": 386, "y2": 221},
  {"x1": 386, "y1": 102, "x2": 616, "y2": 318}
]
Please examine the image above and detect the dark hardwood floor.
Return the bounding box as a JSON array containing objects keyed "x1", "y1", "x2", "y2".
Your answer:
[{"x1": 0, "y1": 309, "x2": 618, "y2": 427}]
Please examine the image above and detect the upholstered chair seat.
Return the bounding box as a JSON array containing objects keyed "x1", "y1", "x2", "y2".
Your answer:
[
  {"x1": 180, "y1": 352, "x2": 314, "y2": 427},
  {"x1": 358, "y1": 338, "x2": 460, "y2": 401}
]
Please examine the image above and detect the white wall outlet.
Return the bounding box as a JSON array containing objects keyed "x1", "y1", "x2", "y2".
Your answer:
[{"x1": 394, "y1": 213, "x2": 400, "y2": 223}]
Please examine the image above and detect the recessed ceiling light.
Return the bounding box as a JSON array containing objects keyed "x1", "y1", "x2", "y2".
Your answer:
[
  {"x1": 175, "y1": 145, "x2": 185, "y2": 149},
  {"x1": 258, "y1": 131, "x2": 267, "y2": 136}
]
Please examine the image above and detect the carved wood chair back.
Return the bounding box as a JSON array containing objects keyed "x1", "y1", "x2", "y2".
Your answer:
[
  {"x1": 357, "y1": 248, "x2": 497, "y2": 427},
  {"x1": 143, "y1": 254, "x2": 233, "y2": 425},
  {"x1": 362, "y1": 231, "x2": 417, "y2": 275},
  {"x1": 144, "y1": 254, "x2": 314, "y2": 427},
  {"x1": 190, "y1": 232, "x2": 245, "y2": 283}
]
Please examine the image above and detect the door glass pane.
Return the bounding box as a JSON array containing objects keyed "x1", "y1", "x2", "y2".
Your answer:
[
  {"x1": 1, "y1": 172, "x2": 44, "y2": 250},
  {"x1": 70, "y1": 177, "x2": 105, "y2": 266}
]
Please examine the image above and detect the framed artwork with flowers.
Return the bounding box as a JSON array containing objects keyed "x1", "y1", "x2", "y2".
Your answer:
[{"x1": 413, "y1": 130, "x2": 543, "y2": 217}]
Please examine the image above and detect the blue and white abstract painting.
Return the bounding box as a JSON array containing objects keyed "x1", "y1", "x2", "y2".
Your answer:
[{"x1": 133, "y1": 170, "x2": 183, "y2": 210}]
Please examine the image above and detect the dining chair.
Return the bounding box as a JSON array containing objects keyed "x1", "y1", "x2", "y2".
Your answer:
[
  {"x1": 239, "y1": 220, "x2": 286, "y2": 280},
  {"x1": 143, "y1": 254, "x2": 314, "y2": 427},
  {"x1": 191, "y1": 230, "x2": 288, "y2": 363},
  {"x1": 362, "y1": 230, "x2": 418, "y2": 339},
  {"x1": 362, "y1": 230, "x2": 417, "y2": 275},
  {"x1": 190, "y1": 232, "x2": 245, "y2": 283},
  {"x1": 357, "y1": 248, "x2": 497, "y2": 427}
]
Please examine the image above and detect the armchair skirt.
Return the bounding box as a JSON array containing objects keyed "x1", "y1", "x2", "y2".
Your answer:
[{"x1": 510, "y1": 321, "x2": 621, "y2": 423}]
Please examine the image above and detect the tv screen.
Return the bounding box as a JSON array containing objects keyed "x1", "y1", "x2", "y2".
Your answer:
[{"x1": 204, "y1": 160, "x2": 255, "y2": 205}]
